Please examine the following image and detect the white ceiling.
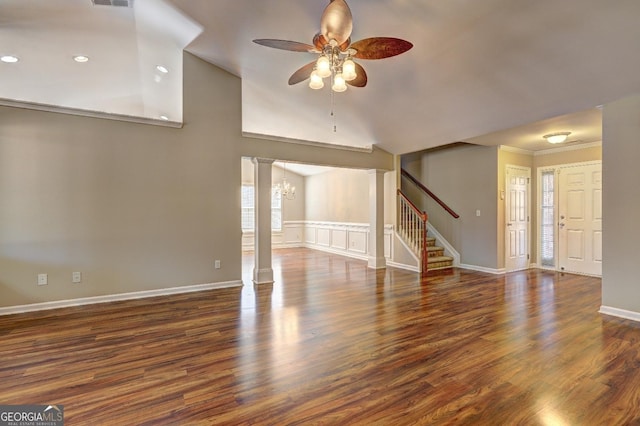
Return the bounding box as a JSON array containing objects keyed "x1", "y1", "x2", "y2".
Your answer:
[{"x1": 2, "y1": 0, "x2": 639, "y2": 154}]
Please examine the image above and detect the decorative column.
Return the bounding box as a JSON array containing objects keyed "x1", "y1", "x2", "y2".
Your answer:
[
  {"x1": 368, "y1": 169, "x2": 387, "y2": 269},
  {"x1": 252, "y1": 157, "x2": 274, "y2": 284}
]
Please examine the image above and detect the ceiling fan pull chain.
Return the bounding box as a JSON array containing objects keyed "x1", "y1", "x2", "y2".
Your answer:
[{"x1": 330, "y1": 82, "x2": 337, "y2": 132}]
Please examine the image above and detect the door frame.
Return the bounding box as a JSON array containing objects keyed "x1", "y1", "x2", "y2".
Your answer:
[
  {"x1": 504, "y1": 164, "x2": 531, "y2": 272},
  {"x1": 535, "y1": 160, "x2": 602, "y2": 274}
]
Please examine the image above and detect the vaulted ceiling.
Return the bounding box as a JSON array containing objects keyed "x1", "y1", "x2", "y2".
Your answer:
[{"x1": 2, "y1": 0, "x2": 639, "y2": 154}]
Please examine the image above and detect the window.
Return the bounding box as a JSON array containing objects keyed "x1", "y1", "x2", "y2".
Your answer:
[
  {"x1": 241, "y1": 185, "x2": 282, "y2": 232},
  {"x1": 540, "y1": 171, "x2": 555, "y2": 267}
]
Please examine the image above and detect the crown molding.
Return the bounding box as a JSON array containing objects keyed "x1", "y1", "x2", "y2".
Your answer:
[
  {"x1": 534, "y1": 141, "x2": 602, "y2": 156},
  {"x1": 499, "y1": 145, "x2": 534, "y2": 155}
]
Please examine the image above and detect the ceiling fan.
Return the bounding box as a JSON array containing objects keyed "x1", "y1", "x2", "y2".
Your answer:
[{"x1": 253, "y1": 0, "x2": 413, "y2": 92}]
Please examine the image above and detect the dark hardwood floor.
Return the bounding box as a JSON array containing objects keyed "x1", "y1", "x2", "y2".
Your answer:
[{"x1": 1, "y1": 248, "x2": 639, "y2": 425}]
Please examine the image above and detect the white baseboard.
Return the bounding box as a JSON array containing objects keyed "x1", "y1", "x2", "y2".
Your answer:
[
  {"x1": 386, "y1": 261, "x2": 420, "y2": 273},
  {"x1": 303, "y1": 243, "x2": 370, "y2": 261},
  {"x1": 0, "y1": 280, "x2": 243, "y2": 316},
  {"x1": 458, "y1": 264, "x2": 506, "y2": 275},
  {"x1": 599, "y1": 306, "x2": 640, "y2": 323}
]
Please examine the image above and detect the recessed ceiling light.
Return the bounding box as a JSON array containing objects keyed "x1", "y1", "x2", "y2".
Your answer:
[
  {"x1": 73, "y1": 55, "x2": 90, "y2": 63},
  {"x1": 159, "y1": 115, "x2": 169, "y2": 121},
  {"x1": 1, "y1": 55, "x2": 19, "y2": 63},
  {"x1": 156, "y1": 65, "x2": 169, "y2": 74}
]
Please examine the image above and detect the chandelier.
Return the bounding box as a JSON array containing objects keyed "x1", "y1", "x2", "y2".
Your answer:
[
  {"x1": 309, "y1": 40, "x2": 357, "y2": 92},
  {"x1": 273, "y1": 163, "x2": 296, "y2": 200}
]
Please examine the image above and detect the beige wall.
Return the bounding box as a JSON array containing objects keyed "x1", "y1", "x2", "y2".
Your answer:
[
  {"x1": 602, "y1": 94, "x2": 640, "y2": 314},
  {"x1": 0, "y1": 53, "x2": 244, "y2": 307},
  {"x1": 0, "y1": 53, "x2": 393, "y2": 308},
  {"x1": 402, "y1": 144, "x2": 499, "y2": 269},
  {"x1": 305, "y1": 168, "x2": 370, "y2": 223}
]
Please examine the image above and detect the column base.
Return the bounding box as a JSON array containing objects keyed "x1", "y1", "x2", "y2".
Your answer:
[
  {"x1": 367, "y1": 256, "x2": 387, "y2": 270},
  {"x1": 253, "y1": 267, "x2": 274, "y2": 285}
]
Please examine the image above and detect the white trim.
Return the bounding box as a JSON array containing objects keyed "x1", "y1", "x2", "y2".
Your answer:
[
  {"x1": 242, "y1": 131, "x2": 373, "y2": 153},
  {"x1": 599, "y1": 306, "x2": 640, "y2": 323},
  {"x1": 427, "y1": 222, "x2": 460, "y2": 266},
  {"x1": 534, "y1": 141, "x2": 602, "y2": 156},
  {"x1": 499, "y1": 145, "x2": 534, "y2": 156},
  {"x1": 458, "y1": 264, "x2": 506, "y2": 275},
  {"x1": 0, "y1": 98, "x2": 183, "y2": 128},
  {"x1": 536, "y1": 265, "x2": 557, "y2": 272},
  {"x1": 386, "y1": 260, "x2": 420, "y2": 273},
  {"x1": 0, "y1": 280, "x2": 242, "y2": 316}
]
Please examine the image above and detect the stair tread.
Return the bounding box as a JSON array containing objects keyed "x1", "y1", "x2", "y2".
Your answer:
[
  {"x1": 427, "y1": 256, "x2": 453, "y2": 262},
  {"x1": 427, "y1": 246, "x2": 444, "y2": 251}
]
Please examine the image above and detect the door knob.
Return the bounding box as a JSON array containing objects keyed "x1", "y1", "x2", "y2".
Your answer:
[
  {"x1": 507, "y1": 223, "x2": 513, "y2": 227},
  {"x1": 559, "y1": 223, "x2": 565, "y2": 228}
]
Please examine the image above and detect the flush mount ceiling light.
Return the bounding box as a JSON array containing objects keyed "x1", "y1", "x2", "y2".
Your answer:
[
  {"x1": 156, "y1": 65, "x2": 169, "y2": 74},
  {"x1": 159, "y1": 115, "x2": 169, "y2": 121},
  {"x1": 543, "y1": 132, "x2": 571, "y2": 144},
  {"x1": 1, "y1": 55, "x2": 19, "y2": 63},
  {"x1": 73, "y1": 55, "x2": 89, "y2": 63}
]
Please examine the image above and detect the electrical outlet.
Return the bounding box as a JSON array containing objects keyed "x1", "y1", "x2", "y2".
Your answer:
[
  {"x1": 38, "y1": 273, "x2": 48, "y2": 286},
  {"x1": 215, "y1": 260, "x2": 221, "y2": 269},
  {"x1": 72, "y1": 271, "x2": 82, "y2": 283}
]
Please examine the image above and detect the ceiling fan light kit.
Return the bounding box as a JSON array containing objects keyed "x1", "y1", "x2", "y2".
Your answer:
[{"x1": 253, "y1": 0, "x2": 413, "y2": 93}]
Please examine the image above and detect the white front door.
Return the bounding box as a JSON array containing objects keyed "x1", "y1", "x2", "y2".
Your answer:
[
  {"x1": 558, "y1": 162, "x2": 602, "y2": 276},
  {"x1": 505, "y1": 166, "x2": 530, "y2": 271}
]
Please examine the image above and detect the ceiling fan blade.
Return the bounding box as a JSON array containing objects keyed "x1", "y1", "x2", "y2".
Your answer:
[
  {"x1": 253, "y1": 39, "x2": 316, "y2": 53},
  {"x1": 288, "y1": 61, "x2": 316, "y2": 85},
  {"x1": 347, "y1": 63, "x2": 367, "y2": 87},
  {"x1": 350, "y1": 37, "x2": 413, "y2": 60},
  {"x1": 320, "y1": 0, "x2": 353, "y2": 46}
]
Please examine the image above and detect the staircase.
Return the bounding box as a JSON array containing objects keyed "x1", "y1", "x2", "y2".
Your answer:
[
  {"x1": 397, "y1": 190, "x2": 454, "y2": 274},
  {"x1": 397, "y1": 168, "x2": 459, "y2": 274},
  {"x1": 426, "y1": 236, "x2": 454, "y2": 270}
]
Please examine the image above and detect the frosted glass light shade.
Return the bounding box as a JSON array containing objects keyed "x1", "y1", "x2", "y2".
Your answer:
[
  {"x1": 309, "y1": 70, "x2": 324, "y2": 89},
  {"x1": 342, "y1": 59, "x2": 357, "y2": 81},
  {"x1": 332, "y1": 72, "x2": 347, "y2": 92},
  {"x1": 316, "y1": 55, "x2": 331, "y2": 78}
]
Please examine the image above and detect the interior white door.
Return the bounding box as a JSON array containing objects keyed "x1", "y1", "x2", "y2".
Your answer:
[
  {"x1": 505, "y1": 166, "x2": 530, "y2": 271},
  {"x1": 558, "y1": 163, "x2": 602, "y2": 276}
]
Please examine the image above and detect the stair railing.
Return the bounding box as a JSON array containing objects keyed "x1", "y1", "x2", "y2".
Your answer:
[
  {"x1": 397, "y1": 189, "x2": 429, "y2": 274},
  {"x1": 401, "y1": 168, "x2": 460, "y2": 219}
]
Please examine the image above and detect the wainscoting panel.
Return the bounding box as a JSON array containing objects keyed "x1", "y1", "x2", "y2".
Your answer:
[
  {"x1": 304, "y1": 227, "x2": 316, "y2": 244},
  {"x1": 243, "y1": 221, "x2": 395, "y2": 264},
  {"x1": 347, "y1": 231, "x2": 367, "y2": 255},
  {"x1": 316, "y1": 228, "x2": 331, "y2": 247},
  {"x1": 284, "y1": 224, "x2": 304, "y2": 245},
  {"x1": 332, "y1": 230, "x2": 348, "y2": 250}
]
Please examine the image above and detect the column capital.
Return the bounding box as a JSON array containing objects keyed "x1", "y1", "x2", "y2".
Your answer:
[
  {"x1": 252, "y1": 157, "x2": 275, "y2": 165},
  {"x1": 367, "y1": 169, "x2": 388, "y2": 176}
]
